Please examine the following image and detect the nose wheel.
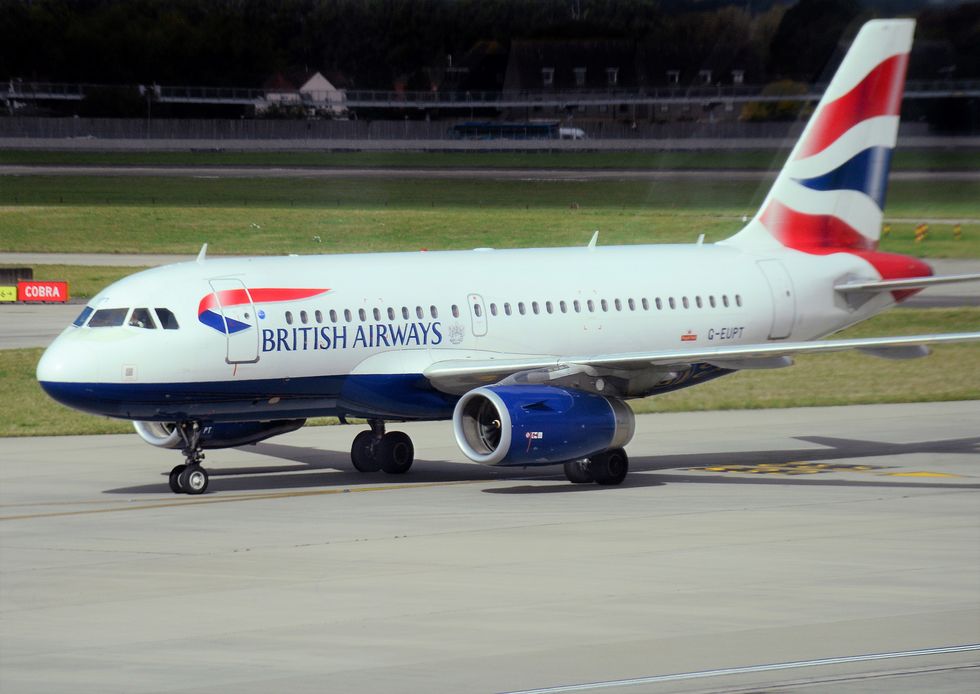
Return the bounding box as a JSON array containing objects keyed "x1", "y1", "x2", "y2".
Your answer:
[
  {"x1": 167, "y1": 422, "x2": 210, "y2": 494},
  {"x1": 350, "y1": 419, "x2": 415, "y2": 474}
]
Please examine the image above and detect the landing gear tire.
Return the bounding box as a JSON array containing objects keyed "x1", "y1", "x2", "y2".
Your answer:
[
  {"x1": 169, "y1": 464, "x2": 187, "y2": 494},
  {"x1": 351, "y1": 430, "x2": 383, "y2": 472},
  {"x1": 178, "y1": 464, "x2": 209, "y2": 495},
  {"x1": 380, "y1": 431, "x2": 414, "y2": 474},
  {"x1": 588, "y1": 448, "x2": 628, "y2": 486},
  {"x1": 563, "y1": 460, "x2": 594, "y2": 484}
]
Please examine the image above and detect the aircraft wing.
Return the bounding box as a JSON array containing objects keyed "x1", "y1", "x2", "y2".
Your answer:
[{"x1": 424, "y1": 332, "x2": 980, "y2": 394}]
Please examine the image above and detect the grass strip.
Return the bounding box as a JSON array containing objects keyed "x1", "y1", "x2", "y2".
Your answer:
[
  {"x1": 1, "y1": 177, "x2": 978, "y2": 258},
  {"x1": 4, "y1": 307, "x2": 978, "y2": 438}
]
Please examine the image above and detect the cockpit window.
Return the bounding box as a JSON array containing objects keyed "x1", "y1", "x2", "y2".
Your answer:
[
  {"x1": 88, "y1": 308, "x2": 129, "y2": 328},
  {"x1": 154, "y1": 308, "x2": 180, "y2": 330},
  {"x1": 129, "y1": 308, "x2": 156, "y2": 329},
  {"x1": 72, "y1": 306, "x2": 94, "y2": 327}
]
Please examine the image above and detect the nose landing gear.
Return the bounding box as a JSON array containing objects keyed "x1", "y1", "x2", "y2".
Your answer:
[
  {"x1": 350, "y1": 419, "x2": 415, "y2": 475},
  {"x1": 168, "y1": 422, "x2": 210, "y2": 494}
]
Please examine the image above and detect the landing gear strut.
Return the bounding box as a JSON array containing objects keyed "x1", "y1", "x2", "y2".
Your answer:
[
  {"x1": 168, "y1": 421, "x2": 210, "y2": 495},
  {"x1": 350, "y1": 419, "x2": 414, "y2": 475}
]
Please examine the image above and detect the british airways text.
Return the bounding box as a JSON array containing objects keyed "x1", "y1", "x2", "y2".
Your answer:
[{"x1": 262, "y1": 321, "x2": 443, "y2": 352}]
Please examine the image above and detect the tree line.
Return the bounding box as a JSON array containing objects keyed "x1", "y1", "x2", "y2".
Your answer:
[{"x1": 1, "y1": 0, "x2": 977, "y2": 90}]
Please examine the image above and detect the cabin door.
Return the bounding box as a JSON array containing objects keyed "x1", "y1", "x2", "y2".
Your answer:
[
  {"x1": 208, "y1": 278, "x2": 260, "y2": 363},
  {"x1": 757, "y1": 260, "x2": 796, "y2": 340}
]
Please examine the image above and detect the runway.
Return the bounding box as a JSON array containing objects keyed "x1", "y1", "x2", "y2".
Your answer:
[
  {"x1": 1, "y1": 164, "x2": 978, "y2": 181},
  {"x1": 1, "y1": 402, "x2": 978, "y2": 693}
]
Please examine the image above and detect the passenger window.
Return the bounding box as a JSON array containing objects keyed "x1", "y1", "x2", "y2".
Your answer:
[
  {"x1": 709, "y1": 296, "x2": 716, "y2": 308},
  {"x1": 300, "y1": 310, "x2": 308, "y2": 324},
  {"x1": 285, "y1": 311, "x2": 294, "y2": 325},
  {"x1": 600, "y1": 299, "x2": 608, "y2": 312},
  {"x1": 72, "y1": 306, "x2": 94, "y2": 327},
  {"x1": 474, "y1": 303, "x2": 483, "y2": 317},
  {"x1": 89, "y1": 308, "x2": 129, "y2": 328},
  {"x1": 330, "y1": 309, "x2": 338, "y2": 323},
  {"x1": 695, "y1": 296, "x2": 702, "y2": 309},
  {"x1": 546, "y1": 301, "x2": 553, "y2": 314},
  {"x1": 587, "y1": 300, "x2": 595, "y2": 312},
  {"x1": 129, "y1": 308, "x2": 156, "y2": 329},
  {"x1": 518, "y1": 302, "x2": 526, "y2": 315},
  {"x1": 736, "y1": 294, "x2": 743, "y2": 307},
  {"x1": 344, "y1": 309, "x2": 352, "y2": 322},
  {"x1": 358, "y1": 308, "x2": 366, "y2": 321},
  {"x1": 155, "y1": 308, "x2": 179, "y2": 330},
  {"x1": 614, "y1": 299, "x2": 622, "y2": 311},
  {"x1": 374, "y1": 308, "x2": 381, "y2": 321},
  {"x1": 532, "y1": 301, "x2": 540, "y2": 314},
  {"x1": 490, "y1": 303, "x2": 498, "y2": 316},
  {"x1": 452, "y1": 305, "x2": 460, "y2": 318},
  {"x1": 722, "y1": 295, "x2": 730, "y2": 308},
  {"x1": 628, "y1": 298, "x2": 635, "y2": 311},
  {"x1": 573, "y1": 300, "x2": 581, "y2": 313},
  {"x1": 668, "y1": 297, "x2": 676, "y2": 309},
  {"x1": 387, "y1": 307, "x2": 395, "y2": 320},
  {"x1": 504, "y1": 303, "x2": 512, "y2": 316},
  {"x1": 682, "y1": 297, "x2": 689, "y2": 309},
  {"x1": 430, "y1": 305, "x2": 438, "y2": 319},
  {"x1": 416, "y1": 306, "x2": 424, "y2": 319},
  {"x1": 402, "y1": 307, "x2": 410, "y2": 320},
  {"x1": 642, "y1": 298, "x2": 650, "y2": 311},
  {"x1": 315, "y1": 310, "x2": 323, "y2": 323},
  {"x1": 559, "y1": 300, "x2": 567, "y2": 313}
]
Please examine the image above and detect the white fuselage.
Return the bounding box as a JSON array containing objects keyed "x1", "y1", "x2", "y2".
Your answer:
[{"x1": 36, "y1": 242, "x2": 894, "y2": 422}]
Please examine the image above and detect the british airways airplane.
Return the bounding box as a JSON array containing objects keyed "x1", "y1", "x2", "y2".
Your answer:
[{"x1": 37, "y1": 20, "x2": 980, "y2": 494}]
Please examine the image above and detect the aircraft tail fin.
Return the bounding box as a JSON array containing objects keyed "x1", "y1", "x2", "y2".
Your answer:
[{"x1": 724, "y1": 19, "x2": 914, "y2": 254}]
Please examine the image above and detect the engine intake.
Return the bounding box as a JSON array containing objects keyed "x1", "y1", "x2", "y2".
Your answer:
[
  {"x1": 453, "y1": 385, "x2": 634, "y2": 466},
  {"x1": 134, "y1": 419, "x2": 306, "y2": 449}
]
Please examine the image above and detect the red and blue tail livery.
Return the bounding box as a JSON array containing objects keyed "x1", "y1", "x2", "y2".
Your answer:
[
  {"x1": 729, "y1": 20, "x2": 913, "y2": 256},
  {"x1": 198, "y1": 287, "x2": 329, "y2": 334}
]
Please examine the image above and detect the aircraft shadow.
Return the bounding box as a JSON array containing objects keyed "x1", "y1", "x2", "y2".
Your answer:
[
  {"x1": 104, "y1": 434, "x2": 980, "y2": 496},
  {"x1": 486, "y1": 434, "x2": 980, "y2": 494}
]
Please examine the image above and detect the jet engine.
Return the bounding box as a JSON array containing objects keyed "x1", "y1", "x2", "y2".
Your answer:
[
  {"x1": 452, "y1": 385, "x2": 634, "y2": 466},
  {"x1": 133, "y1": 419, "x2": 306, "y2": 449}
]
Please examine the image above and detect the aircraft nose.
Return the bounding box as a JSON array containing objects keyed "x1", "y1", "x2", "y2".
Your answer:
[{"x1": 36, "y1": 332, "x2": 109, "y2": 415}]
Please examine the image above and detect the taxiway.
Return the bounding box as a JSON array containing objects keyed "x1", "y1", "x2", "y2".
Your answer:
[{"x1": 1, "y1": 402, "x2": 978, "y2": 693}]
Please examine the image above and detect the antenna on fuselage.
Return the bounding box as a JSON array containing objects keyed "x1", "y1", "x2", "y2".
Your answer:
[
  {"x1": 196, "y1": 243, "x2": 208, "y2": 264},
  {"x1": 588, "y1": 230, "x2": 599, "y2": 250}
]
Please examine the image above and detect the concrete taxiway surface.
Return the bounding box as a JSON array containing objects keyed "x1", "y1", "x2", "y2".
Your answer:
[
  {"x1": 2, "y1": 163, "x2": 979, "y2": 182},
  {"x1": 1, "y1": 402, "x2": 978, "y2": 693}
]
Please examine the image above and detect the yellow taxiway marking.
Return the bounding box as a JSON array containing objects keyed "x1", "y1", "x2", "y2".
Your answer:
[
  {"x1": 0, "y1": 480, "x2": 483, "y2": 522},
  {"x1": 693, "y1": 462, "x2": 963, "y2": 478}
]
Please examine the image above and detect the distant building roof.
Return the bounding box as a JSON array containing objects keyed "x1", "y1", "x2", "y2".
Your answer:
[{"x1": 503, "y1": 40, "x2": 638, "y2": 92}]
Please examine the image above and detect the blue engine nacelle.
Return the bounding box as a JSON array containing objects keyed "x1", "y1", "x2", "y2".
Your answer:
[
  {"x1": 452, "y1": 385, "x2": 634, "y2": 466},
  {"x1": 133, "y1": 419, "x2": 306, "y2": 450}
]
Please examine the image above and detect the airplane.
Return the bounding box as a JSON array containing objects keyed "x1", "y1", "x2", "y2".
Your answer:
[{"x1": 37, "y1": 19, "x2": 980, "y2": 495}]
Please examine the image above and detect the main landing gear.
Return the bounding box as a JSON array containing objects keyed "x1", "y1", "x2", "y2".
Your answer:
[
  {"x1": 563, "y1": 447, "x2": 629, "y2": 486},
  {"x1": 350, "y1": 419, "x2": 415, "y2": 475},
  {"x1": 168, "y1": 422, "x2": 209, "y2": 495}
]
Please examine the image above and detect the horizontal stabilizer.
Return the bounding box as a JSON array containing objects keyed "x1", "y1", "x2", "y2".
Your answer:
[{"x1": 835, "y1": 273, "x2": 980, "y2": 293}]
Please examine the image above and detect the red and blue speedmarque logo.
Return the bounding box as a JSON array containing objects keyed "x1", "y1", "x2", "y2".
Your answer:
[{"x1": 198, "y1": 288, "x2": 329, "y2": 334}]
